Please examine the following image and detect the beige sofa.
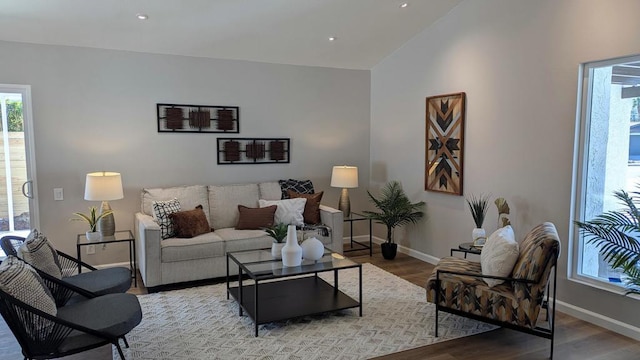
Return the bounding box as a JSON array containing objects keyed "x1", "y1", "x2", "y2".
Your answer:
[{"x1": 134, "y1": 182, "x2": 343, "y2": 289}]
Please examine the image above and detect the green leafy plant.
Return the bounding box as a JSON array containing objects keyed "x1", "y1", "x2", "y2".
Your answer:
[
  {"x1": 575, "y1": 189, "x2": 640, "y2": 295},
  {"x1": 71, "y1": 206, "x2": 113, "y2": 232},
  {"x1": 466, "y1": 194, "x2": 490, "y2": 228},
  {"x1": 265, "y1": 223, "x2": 288, "y2": 243},
  {"x1": 363, "y1": 181, "x2": 425, "y2": 244}
]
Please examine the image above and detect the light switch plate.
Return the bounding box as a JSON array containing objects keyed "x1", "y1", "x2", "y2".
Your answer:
[{"x1": 53, "y1": 188, "x2": 63, "y2": 201}]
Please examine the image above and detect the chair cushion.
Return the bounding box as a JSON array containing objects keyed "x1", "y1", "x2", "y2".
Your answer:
[
  {"x1": 152, "y1": 198, "x2": 181, "y2": 239},
  {"x1": 278, "y1": 179, "x2": 314, "y2": 199},
  {"x1": 258, "y1": 198, "x2": 307, "y2": 226},
  {"x1": 17, "y1": 229, "x2": 62, "y2": 279},
  {"x1": 208, "y1": 184, "x2": 260, "y2": 229},
  {"x1": 480, "y1": 225, "x2": 519, "y2": 287},
  {"x1": 288, "y1": 190, "x2": 324, "y2": 225},
  {"x1": 0, "y1": 256, "x2": 57, "y2": 317},
  {"x1": 169, "y1": 206, "x2": 212, "y2": 238},
  {"x1": 57, "y1": 293, "x2": 142, "y2": 337},
  {"x1": 63, "y1": 267, "x2": 132, "y2": 296},
  {"x1": 236, "y1": 205, "x2": 277, "y2": 230}
]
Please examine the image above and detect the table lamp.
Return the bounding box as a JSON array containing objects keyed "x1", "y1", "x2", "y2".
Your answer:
[
  {"x1": 330, "y1": 165, "x2": 358, "y2": 218},
  {"x1": 84, "y1": 171, "x2": 124, "y2": 237}
]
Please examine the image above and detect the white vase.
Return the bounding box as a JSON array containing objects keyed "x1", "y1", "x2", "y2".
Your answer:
[
  {"x1": 86, "y1": 231, "x2": 101, "y2": 242},
  {"x1": 301, "y1": 237, "x2": 324, "y2": 261},
  {"x1": 271, "y1": 242, "x2": 284, "y2": 259},
  {"x1": 281, "y1": 225, "x2": 302, "y2": 267},
  {"x1": 472, "y1": 228, "x2": 486, "y2": 247}
]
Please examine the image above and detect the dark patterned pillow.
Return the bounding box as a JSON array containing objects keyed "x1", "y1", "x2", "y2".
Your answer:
[
  {"x1": 0, "y1": 256, "x2": 57, "y2": 335},
  {"x1": 278, "y1": 179, "x2": 315, "y2": 199},
  {"x1": 152, "y1": 198, "x2": 181, "y2": 239},
  {"x1": 17, "y1": 229, "x2": 62, "y2": 279}
]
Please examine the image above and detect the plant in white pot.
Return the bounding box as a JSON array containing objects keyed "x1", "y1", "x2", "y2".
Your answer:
[
  {"x1": 265, "y1": 223, "x2": 288, "y2": 259},
  {"x1": 466, "y1": 194, "x2": 490, "y2": 247},
  {"x1": 363, "y1": 181, "x2": 425, "y2": 260},
  {"x1": 72, "y1": 206, "x2": 113, "y2": 242}
]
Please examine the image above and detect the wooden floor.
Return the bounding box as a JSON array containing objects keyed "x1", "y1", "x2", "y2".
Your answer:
[{"x1": 3, "y1": 246, "x2": 639, "y2": 360}]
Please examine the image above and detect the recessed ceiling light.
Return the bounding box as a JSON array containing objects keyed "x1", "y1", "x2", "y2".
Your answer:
[
  {"x1": 328, "y1": 36, "x2": 337, "y2": 41},
  {"x1": 136, "y1": 14, "x2": 149, "y2": 20},
  {"x1": 400, "y1": 3, "x2": 409, "y2": 8}
]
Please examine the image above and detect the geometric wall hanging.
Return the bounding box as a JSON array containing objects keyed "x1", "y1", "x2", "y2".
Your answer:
[
  {"x1": 425, "y1": 92, "x2": 465, "y2": 195},
  {"x1": 217, "y1": 138, "x2": 290, "y2": 164},
  {"x1": 157, "y1": 103, "x2": 239, "y2": 133}
]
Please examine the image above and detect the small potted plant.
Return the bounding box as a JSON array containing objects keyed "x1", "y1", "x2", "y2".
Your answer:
[
  {"x1": 265, "y1": 223, "x2": 288, "y2": 259},
  {"x1": 466, "y1": 194, "x2": 490, "y2": 247},
  {"x1": 72, "y1": 206, "x2": 113, "y2": 242},
  {"x1": 364, "y1": 181, "x2": 425, "y2": 260}
]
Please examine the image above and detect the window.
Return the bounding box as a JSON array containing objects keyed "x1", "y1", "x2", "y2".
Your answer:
[{"x1": 572, "y1": 54, "x2": 640, "y2": 291}]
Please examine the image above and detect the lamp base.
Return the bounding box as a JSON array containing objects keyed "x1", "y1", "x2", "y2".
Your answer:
[
  {"x1": 98, "y1": 201, "x2": 116, "y2": 237},
  {"x1": 338, "y1": 188, "x2": 351, "y2": 218}
]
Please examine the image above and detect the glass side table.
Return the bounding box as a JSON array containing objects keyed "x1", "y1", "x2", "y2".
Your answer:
[
  {"x1": 343, "y1": 212, "x2": 372, "y2": 256},
  {"x1": 76, "y1": 230, "x2": 136, "y2": 287},
  {"x1": 450, "y1": 242, "x2": 482, "y2": 259}
]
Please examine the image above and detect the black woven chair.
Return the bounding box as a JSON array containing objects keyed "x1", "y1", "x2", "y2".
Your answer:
[
  {"x1": 0, "y1": 235, "x2": 131, "y2": 303},
  {"x1": 0, "y1": 281, "x2": 142, "y2": 359}
]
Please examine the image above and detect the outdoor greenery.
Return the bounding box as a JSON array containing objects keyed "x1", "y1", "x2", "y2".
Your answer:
[
  {"x1": 363, "y1": 181, "x2": 425, "y2": 244},
  {"x1": 265, "y1": 223, "x2": 288, "y2": 243},
  {"x1": 466, "y1": 194, "x2": 490, "y2": 229},
  {"x1": 71, "y1": 206, "x2": 113, "y2": 232},
  {"x1": 575, "y1": 188, "x2": 640, "y2": 295},
  {"x1": 0, "y1": 100, "x2": 24, "y2": 132}
]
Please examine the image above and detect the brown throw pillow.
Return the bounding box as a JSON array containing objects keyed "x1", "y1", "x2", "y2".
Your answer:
[
  {"x1": 169, "y1": 206, "x2": 211, "y2": 238},
  {"x1": 287, "y1": 190, "x2": 324, "y2": 225},
  {"x1": 236, "y1": 205, "x2": 277, "y2": 230}
]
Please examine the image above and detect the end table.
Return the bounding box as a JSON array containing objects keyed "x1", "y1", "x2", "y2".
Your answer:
[
  {"x1": 76, "y1": 230, "x2": 137, "y2": 287},
  {"x1": 450, "y1": 242, "x2": 482, "y2": 259},
  {"x1": 343, "y1": 212, "x2": 373, "y2": 256}
]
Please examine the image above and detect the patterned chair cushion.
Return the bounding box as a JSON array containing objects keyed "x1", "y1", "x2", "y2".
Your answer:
[
  {"x1": 17, "y1": 229, "x2": 63, "y2": 279},
  {"x1": 426, "y1": 222, "x2": 560, "y2": 330}
]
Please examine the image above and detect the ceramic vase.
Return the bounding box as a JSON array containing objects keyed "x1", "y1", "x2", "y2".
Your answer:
[
  {"x1": 472, "y1": 228, "x2": 486, "y2": 247},
  {"x1": 281, "y1": 225, "x2": 302, "y2": 267},
  {"x1": 271, "y1": 242, "x2": 284, "y2": 259},
  {"x1": 301, "y1": 237, "x2": 324, "y2": 261},
  {"x1": 86, "y1": 231, "x2": 101, "y2": 242}
]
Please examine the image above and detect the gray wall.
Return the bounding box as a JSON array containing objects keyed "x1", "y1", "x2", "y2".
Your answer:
[
  {"x1": 0, "y1": 40, "x2": 371, "y2": 262},
  {"x1": 371, "y1": 0, "x2": 640, "y2": 329}
]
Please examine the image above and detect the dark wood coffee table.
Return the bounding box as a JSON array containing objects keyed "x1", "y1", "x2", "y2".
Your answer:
[{"x1": 226, "y1": 248, "x2": 362, "y2": 336}]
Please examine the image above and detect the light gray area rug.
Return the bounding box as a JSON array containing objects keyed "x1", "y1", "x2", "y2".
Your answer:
[{"x1": 114, "y1": 263, "x2": 496, "y2": 359}]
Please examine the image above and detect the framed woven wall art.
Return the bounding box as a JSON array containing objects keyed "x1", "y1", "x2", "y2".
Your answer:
[
  {"x1": 157, "y1": 103, "x2": 239, "y2": 133},
  {"x1": 217, "y1": 138, "x2": 290, "y2": 164},
  {"x1": 425, "y1": 92, "x2": 466, "y2": 195}
]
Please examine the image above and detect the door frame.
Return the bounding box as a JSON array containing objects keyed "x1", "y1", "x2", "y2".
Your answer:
[{"x1": 0, "y1": 84, "x2": 39, "y2": 230}]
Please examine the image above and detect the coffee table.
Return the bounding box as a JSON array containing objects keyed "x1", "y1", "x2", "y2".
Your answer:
[{"x1": 226, "y1": 248, "x2": 362, "y2": 336}]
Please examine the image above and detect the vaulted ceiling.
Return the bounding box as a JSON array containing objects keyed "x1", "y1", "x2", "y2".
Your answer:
[{"x1": 0, "y1": 0, "x2": 462, "y2": 70}]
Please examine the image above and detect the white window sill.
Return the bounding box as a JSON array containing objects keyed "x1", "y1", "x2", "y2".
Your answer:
[{"x1": 569, "y1": 275, "x2": 640, "y2": 301}]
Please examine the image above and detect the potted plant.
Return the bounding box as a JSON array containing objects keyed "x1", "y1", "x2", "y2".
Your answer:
[
  {"x1": 265, "y1": 223, "x2": 288, "y2": 259},
  {"x1": 363, "y1": 181, "x2": 425, "y2": 260},
  {"x1": 72, "y1": 206, "x2": 113, "y2": 242},
  {"x1": 575, "y1": 188, "x2": 640, "y2": 295},
  {"x1": 466, "y1": 194, "x2": 490, "y2": 247}
]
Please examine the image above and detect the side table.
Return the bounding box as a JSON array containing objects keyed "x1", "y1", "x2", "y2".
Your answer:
[
  {"x1": 450, "y1": 242, "x2": 482, "y2": 259},
  {"x1": 77, "y1": 230, "x2": 137, "y2": 287},
  {"x1": 343, "y1": 212, "x2": 372, "y2": 256}
]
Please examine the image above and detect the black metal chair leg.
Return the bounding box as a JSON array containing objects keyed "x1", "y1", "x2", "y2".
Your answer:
[
  {"x1": 435, "y1": 305, "x2": 439, "y2": 337},
  {"x1": 115, "y1": 342, "x2": 127, "y2": 360},
  {"x1": 122, "y1": 335, "x2": 130, "y2": 348}
]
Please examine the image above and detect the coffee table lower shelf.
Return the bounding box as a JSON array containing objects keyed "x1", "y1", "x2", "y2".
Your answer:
[{"x1": 228, "y1": 275, "x2": 361, "y2": 336}]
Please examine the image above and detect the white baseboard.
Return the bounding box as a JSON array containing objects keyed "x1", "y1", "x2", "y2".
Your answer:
[
  {"x1": 554, "y1": 299, "x2": 640, "y2": 341},
  {"x1": 94, "y1": 261, "x2": 132, "y2": 270},
  {"x1": 344, "y1": 235, "x2": 640, "y2": 340}
]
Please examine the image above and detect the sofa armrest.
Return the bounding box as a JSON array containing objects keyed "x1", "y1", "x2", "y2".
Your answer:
[
  {"x1": 320, "y1": 205, "x2": 343, "y2": 254},
  {"x1": 134, "y1": 212, "x2": 162, "y2": 288}
]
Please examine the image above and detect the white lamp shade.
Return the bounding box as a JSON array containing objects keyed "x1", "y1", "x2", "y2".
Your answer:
[
  {"x1": 84, "y1": 172, "x2": 124, "y2": 201},
  {"x1": 330, "y1": 166, "x2": 358, "y2": 188}
]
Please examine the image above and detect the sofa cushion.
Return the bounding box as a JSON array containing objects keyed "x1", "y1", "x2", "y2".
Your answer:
[
  {"x1": 142, "y1": 185, "x2": 211, "y2": 226},
  {"x1": 236, "y1": 205, "x2": 277, "y2": 230},
  {"x1": 278, "y1": 179, "x2": 314, "y2": 199},
  {"x1": 169, "y1": 206, "x2": 211, "y2": 238},
  {"x1": 288, "y1": 190, "x2": 324, "y2": 225},
  {"x1": 258, "y1": 182, "x2": 282, "y2": 200},
  {"x1": 215, "y1": 228, "x2": 272, "y2": 253},
  {"x1": 152, "y1": 198, "x2": 181, "y2": 239},
  {"x1": 161, "y1": 232, "x2": 225, "y2": 262},
  {"x1": 480, "y1": 225, "x2": 519, "y2": 287},
  {"x1": 208, "y1": 184, "x2": 260, "y2": 229},
  {"x1": 259, "y1": 198, "x2": 307, "y2": 226}
]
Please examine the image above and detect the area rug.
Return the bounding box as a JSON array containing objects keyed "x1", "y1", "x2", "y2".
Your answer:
[{"x1": 113, "y1": 263, "x2": 496, "y2": 359}]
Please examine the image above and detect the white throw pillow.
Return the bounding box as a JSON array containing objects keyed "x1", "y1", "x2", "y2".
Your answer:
[
  {"x1": 152, "y1": 198, "x2": 181, "y2": 239},
  {"x1": 480, "y1": 225, "x2": 519, "y2": 287},
  {"x1": 258, "y1": 198, "x2": 307, "y2": 227}
]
